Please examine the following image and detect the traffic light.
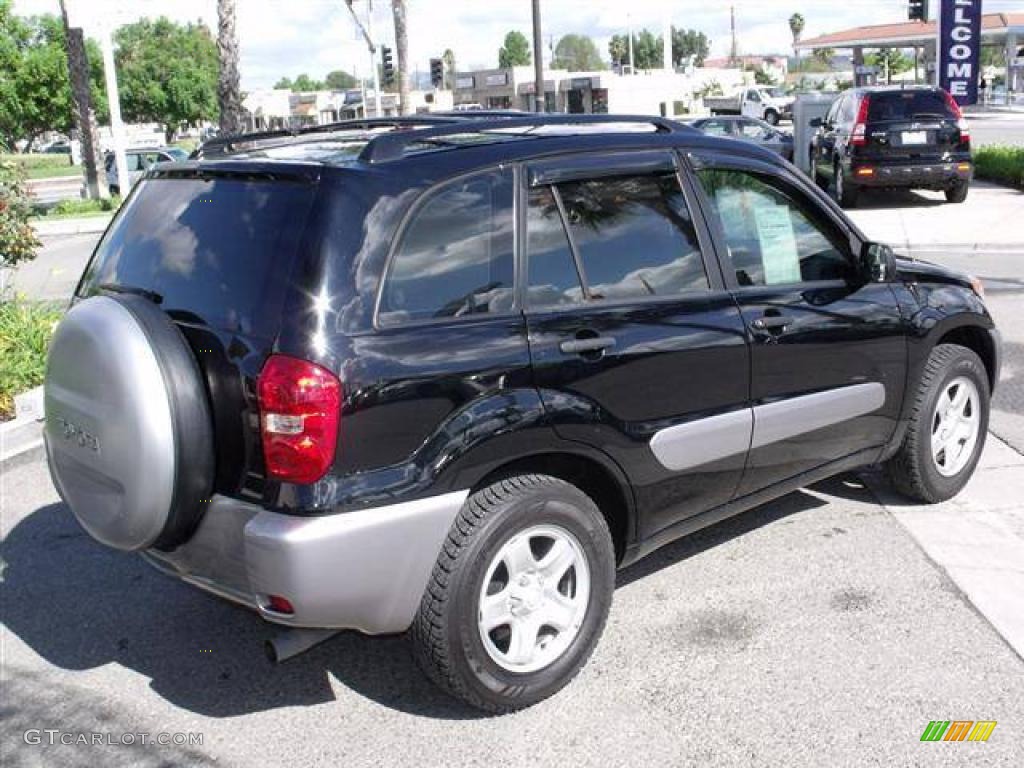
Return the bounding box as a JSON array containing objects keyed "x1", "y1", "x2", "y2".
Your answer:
[
  {"x1": 430, "y1": 57, "x2": 444, "y2": 89},
  {"x1": 381, "y1": 45, "x2": 395, "y2": 86},
  {"x1": 908, "y1": 0, "x2": 927, "y2": 21}
]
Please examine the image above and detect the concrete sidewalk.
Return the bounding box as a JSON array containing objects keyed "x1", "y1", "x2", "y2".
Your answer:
[
  {"x1": 867, "y1": 435, "x2": 1024, "y2": 660},
  {"x1": 31, "y1": 215, "x2": 113, "y2": 238}
]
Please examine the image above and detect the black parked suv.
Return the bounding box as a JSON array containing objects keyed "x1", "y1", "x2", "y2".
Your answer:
[
  {"x1": 810, "y1": 85, "x2": 973, "y2": 207},
  {"x1": 45, "y1": 114, "x2": 1000, "y2": 713}
]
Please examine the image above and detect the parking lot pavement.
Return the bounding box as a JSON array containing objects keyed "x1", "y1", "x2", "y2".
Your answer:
[{"x1": 2, "y1": 446, "x2": 1022, "y2": 768}]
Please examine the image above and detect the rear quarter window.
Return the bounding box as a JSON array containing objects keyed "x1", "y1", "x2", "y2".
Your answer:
[{"x1": 78, "y1": 176, "x2": 316, "y2": 338}]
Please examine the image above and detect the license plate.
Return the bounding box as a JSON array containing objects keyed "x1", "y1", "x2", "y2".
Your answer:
[{"x1": 902, "y1": 131, "x2": 928, "y2": 145}]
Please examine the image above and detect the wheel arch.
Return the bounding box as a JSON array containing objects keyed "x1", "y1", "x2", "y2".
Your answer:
[
  {"x1": 471, "y1": 450, "x2": 635, "y2": 564},
  {"x1": 935, "y1": 323, "x2": 999, "y2": 392}
]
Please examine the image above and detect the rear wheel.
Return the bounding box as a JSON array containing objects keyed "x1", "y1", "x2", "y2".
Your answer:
[
  {"x1": 835, "y1": 164, "x2": 859, "y2": 208},
  {"x1": 764, "y1": 109, "x2": 779, "y2": 126},
  {"x1": 945, "y1": 180, "x2": 969, "y2": 204},
  {"x1": 410, "y1": 475, "x2": 615, "y2": 713},
  {"x1": 887, "y1": 344, "x2": 989, "y2": 503},
  {"x1": 811, "y1": 150, "x2": 828, "y2": 190}
]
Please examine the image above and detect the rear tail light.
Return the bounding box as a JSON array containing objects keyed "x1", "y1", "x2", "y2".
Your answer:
[
  {"x1": 942, "y1": 89, "x2": 970, "y2": 144},
  {"x1": 851, "y1": 95, "x2": 870, "y2": 147},
  {"x1": 257, "y1": 354, "x2": 342, "y2": 484},
  {"x1": 265, "y1": 595, "x2": 295, "y2": 615}
]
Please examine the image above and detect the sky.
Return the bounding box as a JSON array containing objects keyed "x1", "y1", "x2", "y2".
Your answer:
[{"x1": 13, "y1": 0, "x2": 1024, "y2": 90}]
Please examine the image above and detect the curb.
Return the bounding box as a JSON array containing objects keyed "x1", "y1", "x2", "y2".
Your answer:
[
  {"x1": 31, "y1": 215, "x2": 113, "y2": 237},
  {"x1": 0, "y1": 417, "x2": 43, "y2": 467}
]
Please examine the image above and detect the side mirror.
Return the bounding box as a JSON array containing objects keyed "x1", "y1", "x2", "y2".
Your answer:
[
  {"x1": 860, "y1": 242, "x2": 896, "y2": 283},
  {"x1": 809, "y1": 117, "x2": 823, "y2": 128}
]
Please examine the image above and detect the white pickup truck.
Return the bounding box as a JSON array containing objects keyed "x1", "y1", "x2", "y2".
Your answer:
[{"x1": 705, "y1": 86, "x2": 793, "y2": 125}]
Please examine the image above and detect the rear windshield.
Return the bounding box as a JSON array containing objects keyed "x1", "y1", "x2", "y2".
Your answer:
[
  {"x1": 78, "y1": 176, "x2": 316, "y2": 338},
  {"x1": 866, "y1": 90, "x2": 956, "y2": 122}
]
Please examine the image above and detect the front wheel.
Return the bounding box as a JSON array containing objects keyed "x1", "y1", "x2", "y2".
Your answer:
[
  {"x1": 764, "y1": 109, "x2": 779, "y2": 125},
  {"x1": 410, "y1": 475, "x2": 616, "y2": 713},
  {"x1": 887, "y1": 344, "x2": 990, "y2": 503}
]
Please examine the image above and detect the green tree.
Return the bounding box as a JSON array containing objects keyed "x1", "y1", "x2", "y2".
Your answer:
[
  {"x1": 812, "y1": 47, "x2": 835, "y2": 68},
  {"x1": 671, "y1": 27, "x2": 710, "y2": 67},
  {"x1": 325, "y1": 69, "x2": 357, "y2": 90},
  {"x1": 498, "y1": 30, "x2": 531, "y2": 68},
  {"x1": 753, "y1": 68, "x2": 778, "y2": 86},
  {"x1": 608, "y1": 34, "x2": 628, "y2": 67},
  {"x1": 115, "y1": 17, "x2": 218, "y2": 142},
  {"x1": 290, "y1": 73, "x2": 325, "y2": 91},
  {"x1": 868, "y1": 49, "x2": 912, "y2": 83},
  {"x1": 631, "y1": 29, "x2": 662, "y2": 70},
  {"x1": 551, "y1": 34, "x2": 604, "y2": 71},
  {"x1": 0, "y1": 4, "x2": 106, "y2": 151},
  {"x1": 273, "y1": 76, "x2": 292, "y2": 89}
]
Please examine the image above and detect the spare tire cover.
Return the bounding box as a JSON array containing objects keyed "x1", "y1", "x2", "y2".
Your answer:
[{"x1": 44, "y1": 294, "x2": 214, "y2": 551}]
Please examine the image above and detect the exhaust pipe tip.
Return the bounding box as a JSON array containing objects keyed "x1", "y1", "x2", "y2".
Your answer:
[{"x1": 265, "y1": 628, "x2": 339, "y2": 664}]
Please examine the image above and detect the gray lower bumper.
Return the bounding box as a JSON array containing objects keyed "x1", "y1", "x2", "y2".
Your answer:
[{"x1": 144, "y1": 490, "x2": 468, "y2": 634}]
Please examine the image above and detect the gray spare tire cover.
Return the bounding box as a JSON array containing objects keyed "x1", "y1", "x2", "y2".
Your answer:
[{"x1": 44, "y1": 294, "x2": 214, "y2": 551}]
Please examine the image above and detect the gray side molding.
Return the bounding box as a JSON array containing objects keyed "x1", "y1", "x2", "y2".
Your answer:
[
  {"x1": 650, "y1": 408, "x2": 753, "y2": 471},
  {"x1": 649, "y1": 382, "x2": 886, "y2": 472}
]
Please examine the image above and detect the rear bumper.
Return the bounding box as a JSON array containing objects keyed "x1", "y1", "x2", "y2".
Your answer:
[
  {"x1": 143, "y1": 490, "x2": 467, "y2": 634},
  {"x1": 850, "y1": 160, "x2": 972, "y2": 188}
]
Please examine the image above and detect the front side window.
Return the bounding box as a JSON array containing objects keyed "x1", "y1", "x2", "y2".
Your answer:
[
  {"x1": 526, "y1": 171, "x2": 709, "y2": 306},
  {"x1": 697, "y1": 169, "x2": 853, "y2": 286},
  {"x1": 378, "y1": 169, "x2": 515, "y2": 326}
]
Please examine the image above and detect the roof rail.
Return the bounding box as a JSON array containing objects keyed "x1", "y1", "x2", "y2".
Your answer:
[
  {"x1": 194, "y1": 115, "x2": 462, "y2": 158},
  {"x1": 358, "y1": 114, "x2": 695, "y2": 164}
]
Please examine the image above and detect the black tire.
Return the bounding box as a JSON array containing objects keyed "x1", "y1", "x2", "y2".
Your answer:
[
  {"x1": 887, "y1": 344, "x2": 990, "y2": 503},
  {"x1": 410, "y1": 475, "x2": 615, "y2": 713},
  {"x1": 109, "y1": 185, "x2": 119, "y2": 196},
  {"x1": 764, "y1": 109, "x2": 779, "y2": 126},
  {"x1": 835, "y1": 163, "x2": 859, "y2": 208},
  {"x1": 811, "y1": 150, "x2": 828, "y2": 190},
  {"x1": 945, "y1": 181, "x2": 969, "y2": 204}
]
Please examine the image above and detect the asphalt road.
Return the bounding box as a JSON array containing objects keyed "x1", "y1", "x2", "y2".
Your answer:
[{"x1": 968, "y1": 111, "x2": 1024, "y2": 148}]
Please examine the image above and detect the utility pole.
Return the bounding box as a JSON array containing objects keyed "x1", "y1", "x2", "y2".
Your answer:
[
  {"x1": 345, "y1": 1, "x2": 382, "y2": 117},
  {"x1": 58, "y1": 0, "x2": 106, "y2": 199},
  {"x1": 663, "y1": 8, "x2": 672, "y2": 72},
  {"x1": 98, "y1": 25, "x2": 128, "y2": 200},
  {"x1": 531, "y1": 0, "x2": 544, "y2": 112},
  {"x1": 628, "y1": 13, "x2": 634, "y2": 72},
  {"x1": 392, "y1": 1, "x2": 411, "y2": 115},
  {"x1": 730, "y1": 6, "x2": 738, "y2": 66}
]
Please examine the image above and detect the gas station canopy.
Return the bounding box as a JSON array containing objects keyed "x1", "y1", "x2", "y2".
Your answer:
[{"x1": 795, "y1": 12, "x2": 1024, "y2": 50}]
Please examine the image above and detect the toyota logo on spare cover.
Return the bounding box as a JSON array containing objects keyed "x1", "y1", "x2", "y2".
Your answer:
[{"x1": 938, "y1": 0, "x2": 983, "y2": 105}]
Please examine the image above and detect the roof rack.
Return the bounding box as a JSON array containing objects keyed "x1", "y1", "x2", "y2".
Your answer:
[
  {"x1": 194, "y1": 115, "x2": 462, "y2": 158},
  {"x1": 358, "y1": 114, "x2": 695, "y2": 164}
]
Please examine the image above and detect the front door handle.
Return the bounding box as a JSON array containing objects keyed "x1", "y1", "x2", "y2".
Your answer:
[
  {"x1": 751, "y1": 315, "x2": 793, "y2": 332},
  {"x1": 559, "y1": 336, "x2": 617, "y2": 356}
]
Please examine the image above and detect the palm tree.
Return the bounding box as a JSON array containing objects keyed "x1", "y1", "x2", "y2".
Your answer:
[
  {"x1": 391, "y1": 0, "x2": 411, "y2": 115},
  {"x1": 789, "y1": 13, "x2": 805, "y2": 61},
  {"x1": 217, "y1": 0, "x2": 243, "y2": 134}
]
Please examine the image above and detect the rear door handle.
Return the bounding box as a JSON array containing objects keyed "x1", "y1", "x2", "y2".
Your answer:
[
  {"x1": 751, "y1": 315, "x2": 793, "y2": 331},
  {"x1": 559, "y1": 336, "x2": 617, "y2": 355}
]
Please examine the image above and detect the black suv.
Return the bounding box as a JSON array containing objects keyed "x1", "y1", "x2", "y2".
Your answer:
[
  {"x1": 44, "y1": 114, "x2": 1000, "y2": 713},
  {"x1": 810, "y1": 85, "x2": 973, "y2": 207}
]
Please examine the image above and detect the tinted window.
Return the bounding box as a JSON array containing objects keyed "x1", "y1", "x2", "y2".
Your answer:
[
  {"x1": 378, "y1": 169, "x2": 514, "y2": 326},
  {"x1": 697, "y1": 169, "x2": 853, "y2": 286},
  {"x1": 79, "y1": 177, "x2": 316, "y2": 338},
  {"x1": 738, "y1": 121, "x2": 771, "y2": 140},
  {"x1": 556, "y1": 173, "x2": 709, "y2": 300},
  {"x1": 526, "y1": 186, "x2": 584, "y2": 307},
  {"x1": 700, "y1": 120, "x2": 733, "y2": 137},
  {"x1": 866, "y1": 90, "x2": 956, "y2": 122}
]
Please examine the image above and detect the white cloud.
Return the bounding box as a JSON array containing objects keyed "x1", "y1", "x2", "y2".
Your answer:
[{"x1": 13, "y1": 0, "x2": 1023, "y2": 90}]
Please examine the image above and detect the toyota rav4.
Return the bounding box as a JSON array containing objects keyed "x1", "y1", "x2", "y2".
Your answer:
[{"x1": 45, "y1": 115, "x2": 1001, "y2": 713}]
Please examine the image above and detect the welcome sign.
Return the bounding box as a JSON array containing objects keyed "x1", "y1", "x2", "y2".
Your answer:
[{"x1": 938, "y1": 0, "x2": 983, "y2": 105}]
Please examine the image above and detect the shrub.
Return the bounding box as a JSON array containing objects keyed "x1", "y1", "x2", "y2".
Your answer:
[
  {"x1": 0, "y1": 298, "x2": 62, "y2": 420},
  {"x1": 973, "y1": 146, "x2": 1024, "y2": 190},
  {"x1": 47, "y1": 195, "x2": 121, "y2": 217},
  {"x1": 1, "y1": 157, "x2": 41, "y2": 269}
]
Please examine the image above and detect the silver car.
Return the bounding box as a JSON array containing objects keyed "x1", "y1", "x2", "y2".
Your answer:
[{"x1": 104, "y1": 147, "x2": 189, "y2": 195}]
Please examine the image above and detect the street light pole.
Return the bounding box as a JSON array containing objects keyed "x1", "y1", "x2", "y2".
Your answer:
[
  {"x1": 531, "y1": 0, "x2": 544, "y2": 112},
  {"x1": 98, "y1": 25, "x2": 128, "y2": 198},
  {"x1": 344, "y1": 0, "x2": 382, "y2": 117}
]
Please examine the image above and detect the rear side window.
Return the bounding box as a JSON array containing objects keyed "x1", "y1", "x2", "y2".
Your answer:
[
  {"x1": 526, "y1": 172, "x2": 709, "y2": 306},
  {"x1": 78, "y1": 176, "x2": 316, "y2": 338},
  {"x1": 866, "y1": 90, "x2": 956, "y2": 122},
  {"x1": 378, "y1": 169, "x2": 515, "y2": 327}
]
